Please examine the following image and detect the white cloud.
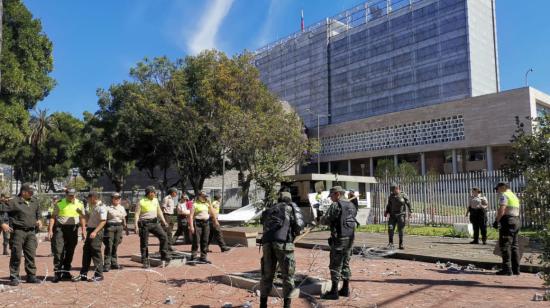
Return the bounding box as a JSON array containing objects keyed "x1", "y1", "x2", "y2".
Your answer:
[
  {"x1": 257, "y1": 0, "x2": 288, "y2": 48},
  {"x1": 187, "y1": 0, "x2": 235, "y2": 55}
]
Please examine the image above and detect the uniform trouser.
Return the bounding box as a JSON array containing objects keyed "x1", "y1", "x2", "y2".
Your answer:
[
  {"x1": 173, "y1": 215, "x2": 191, "y2": 244},
  {"x1": 329, "y1": 236, "x2": 353, "y2": 284},
  {"x1": 191, "y1": 220, "x2": 210, "y2": 259},
  {"x1": 103, "y1": 224, "x2": 123, "y2": 268},
  {"x1": 260, "y1": 243, "x2": 296, "y2": 299},
  {"x1": 81, "y1": 228, "x2": 104, "y2": 277},
  {"x1": 138, "y1": 221, "x2": 169, "y2": 262},
  {"x1": 499, "y1": 215, "x2": 520, "y2": 273},
  {"x1": 470, "y1": 209, "x2": 487, "y2": 243},
  {"x1": 2, "y1": 229, "x2": 10, "y2": 250},
  {"x1": 208, "y1": 220, "x2": 227, "y2": 249},
  {"x1": 162, "y1": 214, "x2": 175, "y2": 248},
  {"x1": 9, "y1": 229, "x2": 37, "y2": 279},
  {"x1": 52, "y1": 224, "x2": 79, "y2": 273},
  {"x1": 388, "y1": 215, "x2": 406, "y2": 244}
]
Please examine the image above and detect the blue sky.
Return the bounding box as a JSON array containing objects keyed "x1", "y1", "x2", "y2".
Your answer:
[{"x1": 24, "y1": 0, "x2": 550, "y2": 117}]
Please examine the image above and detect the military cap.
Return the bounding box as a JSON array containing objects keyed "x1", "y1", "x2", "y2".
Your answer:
[
  {"x1": 389, "y1": 183, "x2": 399, "y2": 190},
  {"x1": 199, "y1": 190, "x2": 209, "y2": 197},
  {"x1": 167, "y1": 187, "x2": 177, "y2": 194},
  {"x1": 20, "y1": 183, "x2": 35, "y2": 193},
  {"x1": 111, "y1": 192, "x2": 121, "y2": 198},
  {"x1": 471, "y1": 187, "x2": 481, "y2": 192},
  {"x1": 329, "y1": 186, "x2": 345, "y2": 194},
  {"x1": 88, "y1": 191, "x2": 99, "y2": 198},
  {"x1": 145, "y1": 186, "x2": 156, "y2": 194},
  {"x1": 67, "y1": 188, "x2": 77, "y2": 195}
]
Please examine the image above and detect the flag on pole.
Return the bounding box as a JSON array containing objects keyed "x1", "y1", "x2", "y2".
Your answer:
[{"x1": 301, "y1": 9, "x2": 304, "y2": 32}]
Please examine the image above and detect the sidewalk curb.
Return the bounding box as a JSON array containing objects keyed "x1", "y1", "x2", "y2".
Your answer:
[{"x1": 295, "y1": 242, "x2": 543, "y2": 274}]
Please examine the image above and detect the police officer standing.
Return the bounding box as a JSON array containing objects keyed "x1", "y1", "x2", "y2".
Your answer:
[
  {"x1": 208, "y1": 194, "x2": 230, "y2": 252},
  {"x1": 0, "y1": 193, "x2": 10, "y2": 255},
  {"x1": 259, "y1": 191, "x2": 304, "y2": 308},
  {"x1": 0, "y1": 183, "x2": 41, "y2": 285},
  {"x1": 103, "y1": 192, "x2": 127, "y2": 271},
  {"x1": 493, "y1": 182, "x2": 521, "y2": 276},
  {"x1": 189, "y1": 191, "x2": 218, "y2": 264},
  {"x1": 161, "y1": 187, "x2": 178, "y2": 251},
  {"x1": 134, "y1": 186, "x2": 170, "y2": 268},
  {"x1": 384, "y1": 184, "x2": 412, "y2": 250},
  {"x1": 74, "y1": 191, "x2": 107, "y2": 282},
  {"x1": 49, "y1": 188, "x2": 86, "y2": 282},
  {"x1": 465, "y1": 187, "x2": 488, "y2": 244},
  {"x1": 320, "y1": 186, "x2": 357, "y2": 300}
]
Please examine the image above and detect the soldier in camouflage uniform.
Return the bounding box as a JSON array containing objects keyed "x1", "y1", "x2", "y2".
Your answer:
[
  {"x1": 259, "y1": 191, "x2": 305, "y2": 308},
  {"x1": 320, "y1": 186, "x2": 358, "y2": 300},
  {"x1": 384, "y1": 184, "x2": 412, "y2": 250}
]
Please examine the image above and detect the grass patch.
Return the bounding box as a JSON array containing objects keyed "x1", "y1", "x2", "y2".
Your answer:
[{"x1": 356, "y1": 224, "x2": 537, "y2": 240}]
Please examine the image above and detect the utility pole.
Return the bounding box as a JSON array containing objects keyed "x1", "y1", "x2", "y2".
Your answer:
[{"x1": 306, "y1": 108, "x2": 330, "y2": 174}]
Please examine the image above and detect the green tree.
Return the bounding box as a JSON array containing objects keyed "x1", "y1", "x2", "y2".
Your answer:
[
  {"x1": 29, "y1": 109, "x2": 56, "y2": 192},
  {"x1": 0, "y1": 0, "x2": 55, "y2": 162},
  {"x1": 1, "y1": 0, "x2": 55, "y2": 109},
  {"x1": 503, "y1": 114, "x2": 550, "y2": 293},
  {"x1": 375, "y1": 159, "x2": 419, "y2": 182}
]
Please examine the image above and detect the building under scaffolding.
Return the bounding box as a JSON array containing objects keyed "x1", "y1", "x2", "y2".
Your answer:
[{"x1": 255, "y1": 0, "x2": 499, "y2": 127}]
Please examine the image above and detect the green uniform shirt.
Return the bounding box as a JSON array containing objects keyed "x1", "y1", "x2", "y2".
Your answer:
[
  {"x1": 2, "y1": 196, "x2": 40, "y2": 229},
  {"x1": 386, "y1": 192, "x2": 412, "y2": 216}
]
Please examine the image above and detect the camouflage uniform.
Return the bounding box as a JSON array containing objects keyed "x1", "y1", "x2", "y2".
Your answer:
[
  {"x1": 385, "y1": 192, "x2": 412, "y2": 247},
  {"x1": 259, "y1": 194, "x2": 304, "y2": 308},
  {"x1": 320, "y1": 197, "x2": 356, "y2": 286}
]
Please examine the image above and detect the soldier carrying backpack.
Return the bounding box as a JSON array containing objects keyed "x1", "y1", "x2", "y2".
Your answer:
[
  {"x1": 259, "y1": 190, "x2": 305, "y2": 308},
  {"x1": 320, "y1": 186, "x2": 358, "y2": 300}
]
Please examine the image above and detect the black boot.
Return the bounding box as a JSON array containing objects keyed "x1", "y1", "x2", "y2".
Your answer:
[
  {"x1": 399, "y1": 239, "x2": 404, "y2": 250},
  {"x1": 259, "y1": 297, "x2": 268, "y2": 308},
  {"x1": 338, "y1": 279, "x2": 350, "y2": 297},
  {"x1": 2, "y1": 245, "x2": 8, "y2": 255},
  {"x1": 321, "y1": 281, "x2": 339, "y2": 300}
]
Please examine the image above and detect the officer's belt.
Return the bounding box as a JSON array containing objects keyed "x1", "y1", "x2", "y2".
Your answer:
[
  {"x1": 13, "y1": 226, "x2": 35, "y2": 232},
  {"x1": 194, "y1": 219, "x2": 209, "y2": 224},
  {"x1": 139, "y1": 218, "x2": 158, "y2": 225},
  {"x1": 106, "y1": 222, "x2": 123, "y2": 227},
  {"x1": 86, "y1": 227, "x2": 97, "y2": 231}
]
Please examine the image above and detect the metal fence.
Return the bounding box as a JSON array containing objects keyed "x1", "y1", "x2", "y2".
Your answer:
[{"x1": 370, "y1": 171, "x2": 544, "y2": 228}]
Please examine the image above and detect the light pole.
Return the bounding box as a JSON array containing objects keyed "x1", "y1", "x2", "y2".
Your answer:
[
  {"x1": 305, "y1": 108, "x2": 330, "y2": 174},
  {"x1": 525, "y1": 68, "x2": 534, "y2": 87}
]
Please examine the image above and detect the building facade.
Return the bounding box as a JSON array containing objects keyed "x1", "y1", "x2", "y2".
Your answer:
[
  {"x1": 255, "y1": 0, "x2": 550, "y2": 175},
  {"x1": 255, "y1": 0, "x2": 499, "y2": 127}
]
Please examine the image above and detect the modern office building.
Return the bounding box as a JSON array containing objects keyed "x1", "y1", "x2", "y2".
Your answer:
[
  {"x1": 255, "y1": 0, "x2": 499, "y2": 127},
  {"x1": 255, "y1": 0, "x2": 550, "y2": 175}
]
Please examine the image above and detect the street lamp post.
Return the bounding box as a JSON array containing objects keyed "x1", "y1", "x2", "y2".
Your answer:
[{"x1": 305, "y1": 108, "x2": 330, "y2": 174}]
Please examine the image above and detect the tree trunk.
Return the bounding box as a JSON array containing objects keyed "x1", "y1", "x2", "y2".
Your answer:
[{"x1": 238, "y1": 171, "x2": 252, "y2": 207}]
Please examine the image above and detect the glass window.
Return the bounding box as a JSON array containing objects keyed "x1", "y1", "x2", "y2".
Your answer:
[
  {"x1": 417, "y1": 85, "x2": 440, "y2": 100},
  {"x1": 391, "y1": 12, "x2": 412, "y2": 30},
  {"x1": 441, "y1": 36, "x2": 467, "y2": 54},
  {"x1": 392, "y1": 52, "x2": 412, "y2": 69},
  {"x1": 393, "y1": 32, "x2": 414, "y2": 49},
  {"x1": 442, "y1": 57, "x2": 469, "y2": 76},
  {"x1": 393, "y1": 71, "x2": 414, "y2": 87},
  {"x1": 416, "y1": 44, "x2": 439, "y2": 63},
  {"x1": 416, "y1": 65, "x2": 439, "y2": 82},
  {"x1": 415, "y1": 23, "x2": 438, "y2": 43}
]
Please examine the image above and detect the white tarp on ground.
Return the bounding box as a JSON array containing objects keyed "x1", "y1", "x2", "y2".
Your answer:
[{"x1": 217, "y1": 202, "x2": 263, "y2": 222}]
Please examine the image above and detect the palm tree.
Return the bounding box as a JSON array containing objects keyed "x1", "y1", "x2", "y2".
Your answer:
[{"x1": 29, "y1": 109, "x2": 57, "y2": 192}]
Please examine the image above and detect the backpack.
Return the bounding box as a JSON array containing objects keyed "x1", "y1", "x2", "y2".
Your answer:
[{"x1": 261, "y1": 202, "x2": 291, "y2": 243}]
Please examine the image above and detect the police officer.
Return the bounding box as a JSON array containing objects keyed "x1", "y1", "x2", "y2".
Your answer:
[
  {"x1": 161, "y1": 187, "x2": 178, "y2": 251},
  {"x1": 49, "y1": 188, "x2": 86, "y2": 282},
  {"x1": 74, "y1": 191, "x2": 107, "y2": 282},
  {"x1": 134, "y1": 186, "x2": 170, "y2": 268},
  {"x1": 384, "y1": 184, "x2": 412, "y2": 250},
  {"x1": 0, "y1": 183, "x2": 41, "y2": 285},
  {"x1": 465, "y1": 187, "x2": 488, "y2": 244},
  {"x1": 493, "y1": 182, "x2": 521, "y2": 276},
  {"x1": 320, "y1": 186, "x2": 357, "y2": 300},
  {"x1": 103, "y1": 192, "x2": 127, "y2": 271},
  {"x1": 259, "y1": 191, "x2": 304, "y2": 308},
  {"x1": 0, "y1": 193, "x2": 10, "y2": 255},
  {"x1": 208, "y1": 194, "x2": 230, "y2": 252},
  {"x1": 173, "y1": 195, "x2": 191, "y2": 245},
  {"x1": 189, "y1": 191, "x2": 218, "y2": 264}
]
